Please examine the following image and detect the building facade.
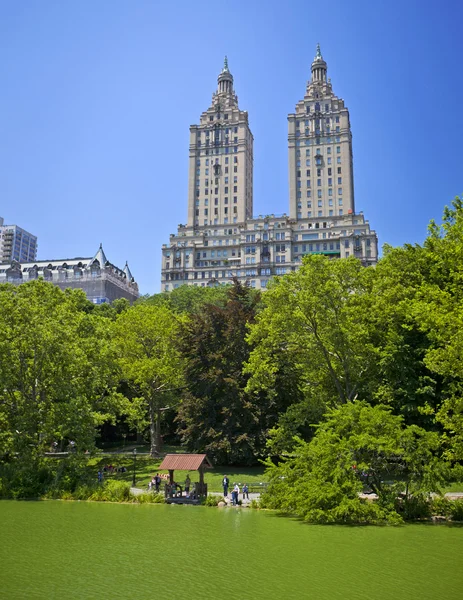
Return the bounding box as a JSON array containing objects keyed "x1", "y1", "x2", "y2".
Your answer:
[
  {"x1": 0, "y1": 216, "x2": 38, "y2": 263},
  {"x1": 161, "y1": 48, "x2": 378, "y2": 292},
  {"x1": 0, "y1": 244, "x2": 139, "y2": 304}
]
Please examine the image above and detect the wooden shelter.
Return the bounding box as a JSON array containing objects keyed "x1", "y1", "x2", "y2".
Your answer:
[{"x1": 158, "y1": 454, "x2": 213, "y2": 503}]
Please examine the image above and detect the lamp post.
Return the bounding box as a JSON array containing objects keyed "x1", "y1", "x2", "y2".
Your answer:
[{"x1": 132, "y1": 448, "x2": 137, "y2": 487}]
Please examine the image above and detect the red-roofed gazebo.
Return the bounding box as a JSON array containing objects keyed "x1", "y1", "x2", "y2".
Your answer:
[{"x1": 159, "y1": 454, "x2": 213, "y2": 502}]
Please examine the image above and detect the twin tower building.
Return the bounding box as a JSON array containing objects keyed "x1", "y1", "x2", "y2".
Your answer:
[{"x1": 161, "y1": 46, "x2": 378, "y2": 291}]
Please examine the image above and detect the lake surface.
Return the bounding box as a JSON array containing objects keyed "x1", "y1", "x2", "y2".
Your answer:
[{"x1": 1, "y1": 501, "x2": 462, "y2": 599}]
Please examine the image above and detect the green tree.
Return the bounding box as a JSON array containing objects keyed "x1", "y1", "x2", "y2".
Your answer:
[
  {"x1": 245, "y1": 256, "x2": 377, "y2": 450},
  {"x1": 144, "y1": 284, "x2": 232, "y2": 314},
  {"x1": 176, "y1": 281, "x2": 278, "y2": 464},
  {"x1": 409, "y1": 197, "x2": 463, "y2": 459},
  {"x1": 112, "y1": 303, "x2": 185, "y2": 456},
  {"x1": 0, "y1": 281, "x2": 119, "y2": 459},
  {"x1": 262, "y1": 401, "x2": 446, "y2": 524}
]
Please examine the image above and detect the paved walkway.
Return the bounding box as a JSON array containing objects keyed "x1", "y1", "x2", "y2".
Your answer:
[{"x1": 130, "y1": 487, "x2": 261, "y2": 504}]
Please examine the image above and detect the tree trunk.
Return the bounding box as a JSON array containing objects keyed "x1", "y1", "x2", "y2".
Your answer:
[{"x1": 148, "y1": 400, "x2": 163, "y2": 457}]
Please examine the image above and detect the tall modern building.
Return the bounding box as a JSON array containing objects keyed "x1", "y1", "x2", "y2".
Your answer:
[
  {"x1": 0, "y1": 216, "x2": 37, "y2": 263},
  {"x1": 161, "y1": 48, "x2": 378, "y2": 291}
]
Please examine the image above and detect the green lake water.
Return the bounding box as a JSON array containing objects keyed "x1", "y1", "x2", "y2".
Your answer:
[{"x1": 1, "y1": 501, "x2": 462, "y2": 599}]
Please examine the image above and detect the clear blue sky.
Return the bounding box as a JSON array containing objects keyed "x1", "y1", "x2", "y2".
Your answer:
[{"x1": 1, "y1": 0, "x2": 462, "y2": 294}]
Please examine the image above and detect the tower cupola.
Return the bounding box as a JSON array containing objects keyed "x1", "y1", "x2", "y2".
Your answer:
[
  {"x1": 217, "y1": 56, "x2": 234, "y2": 95},
  {"x1": 311, "y1": 43, "x2": 327, "y2": 83}
]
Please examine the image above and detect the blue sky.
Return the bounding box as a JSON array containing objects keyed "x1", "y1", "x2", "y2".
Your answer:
[{"x1": 1, "y1": 0, "x2": 462, "y2": 294}]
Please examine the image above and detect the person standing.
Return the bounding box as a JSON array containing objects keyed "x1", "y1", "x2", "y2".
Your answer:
[
  {"x1": 242, "y1": 483, "x2": 249, "y2": 501},
  {"x1": 185, "y1": 474, "x2": 191, "y2": 497},
  {"x1": 233, "y1": 483, "x2": 240, "y2": 505},
  {"x1": 222, "y1": 475, "x2": 230, "y2": 498},
  {"x1": 154, "y1": 473, "x2": 161, "y2": 493}
]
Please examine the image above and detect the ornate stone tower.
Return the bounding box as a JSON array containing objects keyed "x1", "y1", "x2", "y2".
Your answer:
[
  {"x1": 288, "y1": 45, "x2": 355, "y2": 220},
  {"x1": 187, "y1": 58, "x2": 254, "y2": 228}
]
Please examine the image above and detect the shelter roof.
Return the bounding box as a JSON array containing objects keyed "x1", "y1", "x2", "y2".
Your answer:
[{"x1": 159, "y1": 454, "x2": 213, "y2": 471}]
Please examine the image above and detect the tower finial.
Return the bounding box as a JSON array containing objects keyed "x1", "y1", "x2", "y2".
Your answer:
[
  {"x1": 223, "y1": 55, "x2": 229, "y2": 73},
  {"x1": 315, "y1": 43, "x2": 322, "y2": 59}
]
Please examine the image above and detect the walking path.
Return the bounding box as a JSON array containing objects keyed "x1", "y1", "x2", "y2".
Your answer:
[{"x1": 130, "y1": 486, "x2": 261, "y2": 504}]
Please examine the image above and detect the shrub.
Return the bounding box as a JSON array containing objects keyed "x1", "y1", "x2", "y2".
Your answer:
[
  {"x1": 135, "y1": 492, "x2": 165, "y2": 504},
  {"x1": 431, "y1": 496, "x2": 451, "y2": 517},
  {"x1": 250, "y1": 498, "x2": 260, "y2": 509},
  {"x1": 449, "y1": 499, "x2": 463, "y2": 521},
  {"x1": 401, "y1": 494, "x2": 432, "y2": 520},
  {"x1": 203, "y1": 495, "x2": 223, "y2": 506},
  {"x1": 89, "y1": 480, "x2": 131, "y2": 502}
]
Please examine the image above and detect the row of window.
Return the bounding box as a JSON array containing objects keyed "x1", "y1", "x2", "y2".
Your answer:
[
  {"x1": 305, "y1": 103, "x2": 340, "y2": 114},
  {"x1": 195, "y1": 197, "x2": 238, "y2": 206},
  {"x1": 198, "y1": 127, "x2": 238, "y2": 136},
  {"x1": 196, "y1": 157, "x2": 239, "y2": 166},
  {"x1": 195, "y1": 207, "x2": 238, "y2": 216}
]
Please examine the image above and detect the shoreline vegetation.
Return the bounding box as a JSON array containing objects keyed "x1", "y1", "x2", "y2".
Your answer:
[{"x1": 2, "y1": 198, "x2": 463, "y2": 525}]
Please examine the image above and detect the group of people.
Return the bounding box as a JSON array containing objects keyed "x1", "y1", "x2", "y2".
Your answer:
[
  {"x1": 97, "y1": 464, "x2": 127, "y2": 483},
  {"x1": 222, "y1": 476, "x2": 250, "y2": 505}
]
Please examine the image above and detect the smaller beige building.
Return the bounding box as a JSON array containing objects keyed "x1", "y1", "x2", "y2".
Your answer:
[{"x1": 0, "y1": 244, "x2": 139, "y2": 304}]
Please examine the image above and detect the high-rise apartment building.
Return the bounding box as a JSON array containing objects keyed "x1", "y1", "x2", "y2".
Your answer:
[
  {"x1": 0, "y1": 216, "x2": 38, "y2": 263},
  {"x1": 161, "y1": 48, "x2": 378, "y2": 292},
  {"x1": 188, "y1": 58, "x2": 254, "y2": 227},
  {"x1": 288, "y1": 44, "x2": 355, "y2": 220}
]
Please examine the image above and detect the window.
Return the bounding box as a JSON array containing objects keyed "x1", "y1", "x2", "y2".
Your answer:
[
  {"x1": 234, "y1": 157, "x2": 238, "y2": 163},
  {"x1": 224, "y1": 197, "x2": 228, "y2": 204},
  {"x1": 337, "y1": 157, "x2": 341, "y2": 164},
  {"x1": 338, "y1": 167, "x2": 342, "y2": 174},
  {"x1": 234, "y1": 127, "x2": 238, "y2": 133},
  {"x1": 335, "y1": 116, "x2": 340, "y2": 123},
  {"x1": 225, "y1": 157, "x2": 229, "y2": 164},
  {"x1": 327, "y1": 158, "x2": 332, "y2": 165},
  {"x1": 338, "y1": 177, "x2": 342, "y2": 184},
  {"x1": 329, "y1": 199, "x2": 333, "y2": 206},
  {"x1": 338, "y1": 199, "x2": 343, "y2": 206},
  {"x1": 307, "y1": 190, "x2": 311, "y2": 197},
  {"x1": 329, "y1": 210, "x2": 333, "y2": 216},
  {"x1": 338, "y1": 188, "x2": 343, "y2": 195},
  {"x1": 317, "y1": 190, "x2": 322, "y2": 198},
  {"x1": 318, "y1": 211, "x2": 322, "y2": 217},
  {"x1": 317, "y1": 179, "x2": 321, "y2": 186},
  {"x1": 328, "y1": 189, "x2": 333, "y2": 196},
  {"x1": 318, "y1": 199, "x2": 322, "y2": 207},
  {"x1": 306, "y1": 159, "x2": 310, "y2": 167},
  {"x1": 336, "y1": 126, "x2": 340, "y2": 133},
  {"x1": 306, "y1": 149, "x2": 310, "y2": 156},
  {"x1": 336, "y1": 146, "x2": 341, "y2": 154},
  {"x1": 306, "y1": 179, "x2": 311, "y2": 187},
  {"x1": 306, "y1": 169, "x2": 310, "y2": 176},
  {"x1": 233, "y1": 196, "x2": 237, "y2": 203},
  {"x1": 224, "y1": 187, "x2": 228, "y2": 193},
  {"x1": 209, "y1": 116, "x2": 213, "y2": 121},
  {"x1": 339, "y1": 209, "x2": 343, "y2": 215}
]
